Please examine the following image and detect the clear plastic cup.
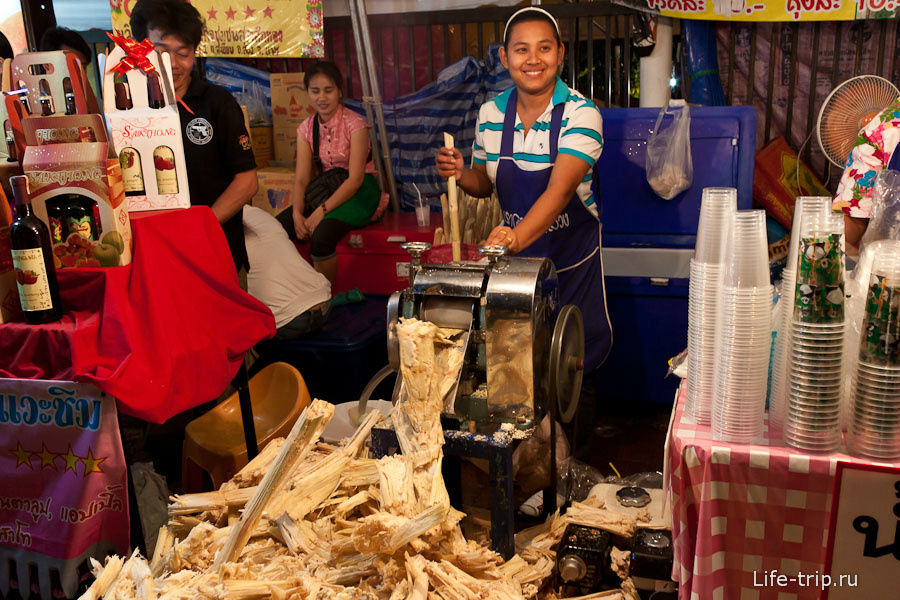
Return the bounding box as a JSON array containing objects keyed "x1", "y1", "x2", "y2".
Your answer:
[
  {"x1": 723, "y1": 210, "x2": 770, "y2": 288},
  {"x1": 695, "y1": 188, "x2": 737, "y2": 264}
]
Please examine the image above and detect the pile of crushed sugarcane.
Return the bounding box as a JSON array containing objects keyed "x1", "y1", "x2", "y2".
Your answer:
[{"x1": 79, "y1": 319, "x2": 646, "y2": 600}]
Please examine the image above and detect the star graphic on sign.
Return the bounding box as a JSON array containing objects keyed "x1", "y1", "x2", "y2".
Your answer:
[
  {"x1": 82, "y1": 447, "x2": 105, "y2": 475},
  {"x1": 207, "y1": 8, "x2": 217, "y2": 20},
  {"x1": 262, "y1": 5, "x2": 274, "y2": 18},
  {"x1": 38, "y1": 444, "x2": 57, "y2": 469},
  {"x1": 12, "y1": 442, "x2": 32, "y2": 469},
  {"x1": 225, "y1": 6, "x2": 237, "y2": 20},
  {"x1": 244, "y1": 5, "x2": 256, "y2": 17},
  {"x1": 63, "y1": 445, "x2": 80, "y2": 474}
]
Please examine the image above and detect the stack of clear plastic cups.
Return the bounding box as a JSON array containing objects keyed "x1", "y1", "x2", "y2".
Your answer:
[
  {"x1": 847, "y1": 246, "x2": 900, "y2": 459},
  {"x1": 686, "y1": 188, "x2": 737, "y2": 424},
  {"x1": 784, "y1": 210, "x2": 845, "y2": 452},
  {"x1": 769, "y1": 197, "x2": 832, "y2": 440},
  {"x1": 711, "y1": 210, "x2": 773, "y2": 442}
]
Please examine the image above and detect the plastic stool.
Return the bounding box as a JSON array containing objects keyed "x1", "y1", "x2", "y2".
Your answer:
[{"x1": 181, "y1": 362, "x2": 311, "y2": 492}]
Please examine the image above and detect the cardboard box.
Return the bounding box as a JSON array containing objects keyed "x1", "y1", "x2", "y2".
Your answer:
[
  {"x1": 250, "y1": 125, "x2": 273, "y2": 169},
  {"x1": 270, "y1": 73, "x2": 314, "y2": 163},
  {"x1": 21, "y1": 114, "x2": 133, "y2": 269},
  {"x1": 753, "y1": 136, "x2": 832, "y2": 231},
  {"x1": 252, "y1": 167, "x2": 294, "y2": 216},
  {"x1": 103, "y1": 47, "x2": 190, "y2": 212}
]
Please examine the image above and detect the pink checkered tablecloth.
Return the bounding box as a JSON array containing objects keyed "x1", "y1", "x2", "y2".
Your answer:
[{"x1": 666, "y1": 382, "x2": 900, "y2": 600}]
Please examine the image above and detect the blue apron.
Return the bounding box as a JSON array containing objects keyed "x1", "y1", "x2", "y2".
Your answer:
[{"x1": 494, "y1": 89, "x2": 612, "y2": 371}]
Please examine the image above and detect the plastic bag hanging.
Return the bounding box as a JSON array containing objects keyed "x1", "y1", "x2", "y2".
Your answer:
[{"x1": 646, "y1": 99, "x2": 693, "y2": 200}]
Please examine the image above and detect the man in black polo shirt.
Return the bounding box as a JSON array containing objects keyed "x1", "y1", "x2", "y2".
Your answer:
[{"x1": 131, "y1": 0, "x2": 257, "y2": 271}]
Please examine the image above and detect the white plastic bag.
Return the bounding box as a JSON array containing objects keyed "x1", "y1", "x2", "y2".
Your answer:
[{"x1": 646, "y1": 99, "x2": 693, "y2": 200}]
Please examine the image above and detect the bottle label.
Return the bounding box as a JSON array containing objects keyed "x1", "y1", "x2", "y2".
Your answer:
[
  {"x1": 11, "y1": 247, "x2": 54, "y2": 312},
  {"x1": 154, "y1": 152, "x2": 178, "y2": 194},
  {"x1": 66, "y1": 216, "x2": 95, "y2": 240},
  {"x1": 120, "y1": 150, "x2": 144, "y2": 194}
]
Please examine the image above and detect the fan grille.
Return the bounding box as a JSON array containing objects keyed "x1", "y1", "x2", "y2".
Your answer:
[{"x1": 817, "y1": 75, "x2": 899, "y2": 168}]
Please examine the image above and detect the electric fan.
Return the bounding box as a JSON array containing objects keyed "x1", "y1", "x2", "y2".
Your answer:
[{"x1": 817, "y1": 75, "x2": 899, "y2": 168}]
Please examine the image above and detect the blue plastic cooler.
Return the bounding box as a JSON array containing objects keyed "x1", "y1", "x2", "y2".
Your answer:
[{"x1": 593, "y1": 106, "x2": 756, "y2": 405}]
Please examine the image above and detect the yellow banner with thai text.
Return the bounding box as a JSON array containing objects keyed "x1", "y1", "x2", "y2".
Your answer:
[
  {"x1": 109, "y1": 0, "x2": 324, "y2": 58},
  {"x1": 646, "y1": 0, "x2": 899, "y2": 21}
]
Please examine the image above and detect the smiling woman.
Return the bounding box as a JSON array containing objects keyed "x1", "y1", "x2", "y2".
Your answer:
[{"x1": 434, "y1": 7, "x2": 612, "y2": 373}]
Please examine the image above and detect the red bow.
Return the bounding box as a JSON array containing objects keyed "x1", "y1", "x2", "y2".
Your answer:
[{"x1": 107, "y1": 31, "x2": 156, "y2": 77}]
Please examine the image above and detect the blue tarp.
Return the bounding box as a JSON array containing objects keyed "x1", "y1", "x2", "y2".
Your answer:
[{"x1": 348, "y1": 44, "x2": 512, "y2": 211}]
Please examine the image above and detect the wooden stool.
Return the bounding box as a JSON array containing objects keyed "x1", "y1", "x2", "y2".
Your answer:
[{"x1": 181, "y1": 362, "x2": 311, "y2": 492}]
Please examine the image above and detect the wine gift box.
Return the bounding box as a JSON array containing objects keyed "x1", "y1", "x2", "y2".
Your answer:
[
  {"x1": 20, "y1": 114, "x2": 133, "y2": 269},
  {"x1": 102, "y1": 47, "x2": 190, "y2": 212}
]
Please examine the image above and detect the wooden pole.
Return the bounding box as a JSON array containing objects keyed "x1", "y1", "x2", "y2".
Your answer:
[{"x1": 443, "y1": 132, "x2": 461, "y2": 261}]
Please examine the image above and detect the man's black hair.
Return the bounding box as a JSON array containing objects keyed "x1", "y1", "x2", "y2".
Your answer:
[
  {"x1": 0, "y1": 32, "x2": 13, "y2": 60},
  {"x1": 130, "y1": 0, "x2": 204, "y2": 48},
  {"x1": 39, "y1": 27, "x2": 92, "y2": 63},
  {"x1": 503, "y1": 10, "x2": 562, "y2": 48},
  {"x1": 303, "y1": 61, "x2": 345, "y2": 96}
]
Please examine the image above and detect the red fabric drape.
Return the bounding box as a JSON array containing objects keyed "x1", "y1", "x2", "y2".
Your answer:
[{"x1": 0, "y1": 207, "x2": 276, "y2": 423}]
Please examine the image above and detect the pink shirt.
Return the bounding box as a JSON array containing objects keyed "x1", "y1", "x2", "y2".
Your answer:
[{"x1": 297, "y1": 106, "x2": 376, "y2": 174}]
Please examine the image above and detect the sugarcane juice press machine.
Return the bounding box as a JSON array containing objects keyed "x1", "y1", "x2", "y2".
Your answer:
[{"x1": 366, "y1": 242, "x2": 586, "y2": 558}]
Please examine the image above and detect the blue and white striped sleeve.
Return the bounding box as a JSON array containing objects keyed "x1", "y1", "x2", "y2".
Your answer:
[
  {"x1": 559, "y1": 102, "x2": 603, "y2": 167},
  {"x1": 472, "y1": 105, "x2": 488, "y2": 166}
]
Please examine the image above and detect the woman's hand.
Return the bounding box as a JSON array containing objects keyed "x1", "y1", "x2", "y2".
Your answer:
[
  {"x1": 435, "y1": 147, "x2": 463, "y2": 181},
  {"x1": 485, "y1": 225, "x2": 520, "y2": 253},
  {"x1": 293, "y1": 210, "x2": 310, "y2": 241},
  {"x1": 304, "y1": 205, "x2": 326, "y2": 237}
]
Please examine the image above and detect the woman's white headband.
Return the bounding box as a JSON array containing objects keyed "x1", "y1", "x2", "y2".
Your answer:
[{"x1": 503, "y1": 7, "x2": 561, "y2": 41}]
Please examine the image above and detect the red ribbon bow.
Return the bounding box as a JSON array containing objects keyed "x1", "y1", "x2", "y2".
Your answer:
[{"x1": 107, "y1": 32, "x2": 156, "y2": 77}]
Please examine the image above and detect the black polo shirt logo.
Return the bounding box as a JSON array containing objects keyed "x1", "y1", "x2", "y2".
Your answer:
[{"x1": 186, "y1": 117, "x2": 213, "y2": 146}]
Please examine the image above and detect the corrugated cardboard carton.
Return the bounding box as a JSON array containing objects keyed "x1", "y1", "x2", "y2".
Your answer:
[
  {"x1": 252, "y1": 167, "x2": 294, "y2": 216},
  {"x1": 270, "y1": 73, "x2": 314, "y2": 163}
]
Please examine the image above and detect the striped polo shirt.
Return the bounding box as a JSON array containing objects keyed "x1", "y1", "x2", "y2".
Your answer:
[{"x1": 472, "y1": 77, "x2": 603, "y2": 216}]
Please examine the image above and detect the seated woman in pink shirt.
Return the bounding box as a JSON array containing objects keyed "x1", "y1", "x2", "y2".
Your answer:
[{"x1": 290, "y1": 61, "x2": 380, "y2": 285}]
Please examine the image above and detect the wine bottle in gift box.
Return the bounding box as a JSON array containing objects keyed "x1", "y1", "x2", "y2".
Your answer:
[
  {"x1": 154, "y1": 146, "x2": 178, "y2": 193},
  {"x1": 119, "y1": 147, "x2": 145, "y2": 197}
]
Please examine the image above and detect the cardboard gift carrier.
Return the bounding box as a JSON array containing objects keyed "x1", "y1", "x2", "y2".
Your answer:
[
  {"x1": 103, "y1": 47, "x2": 190, "y2": 212},
  {"x1": 6, "y1": 51, "x2": 97, "y2": 163},
  {"x1": 753, "y1": 136, "x2": 832, "y2": 230},
  {"x1": 21, "y1": 114, "x2": 133, "y2": 269},
  {"x1": 270, "y1": 73, "x2": 314, "y2": 164}
]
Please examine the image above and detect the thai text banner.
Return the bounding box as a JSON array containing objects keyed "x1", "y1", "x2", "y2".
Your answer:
[
  {"x1": 110, "y1": 0, "x2": 324, "y2": 58},
  {"x1": 644, "y1": 0, "x2": 899, "y2": 21}
]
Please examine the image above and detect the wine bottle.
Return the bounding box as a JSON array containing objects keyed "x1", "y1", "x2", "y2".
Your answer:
[
  {"x1": 64, "y1": 194, "x2": 100, "y2": 241},
  {"x1": 119, "y1": 148, "x2": 145, "y2": 197},
  {"x1": 153, "y1": 146, "x2": 178, "y2": 194},
  {"x1": 38, "y1": 79, "x2": 55, "y2": 116},
  {"x1": 63, "y1": 78, "x2": 77, "y2": 115},
  {"x1": 148, "y1": 72, "x2": 165, "y2": 109},
  {"x1": 45, "y1": 198, "x2": 66, "y2": 243},
  {"x1": 9, "y1": 176, "x2": 63, "y2": 323},
  {"x1": 114, "y1": 74, "x2": 133, "y2": 110}
]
